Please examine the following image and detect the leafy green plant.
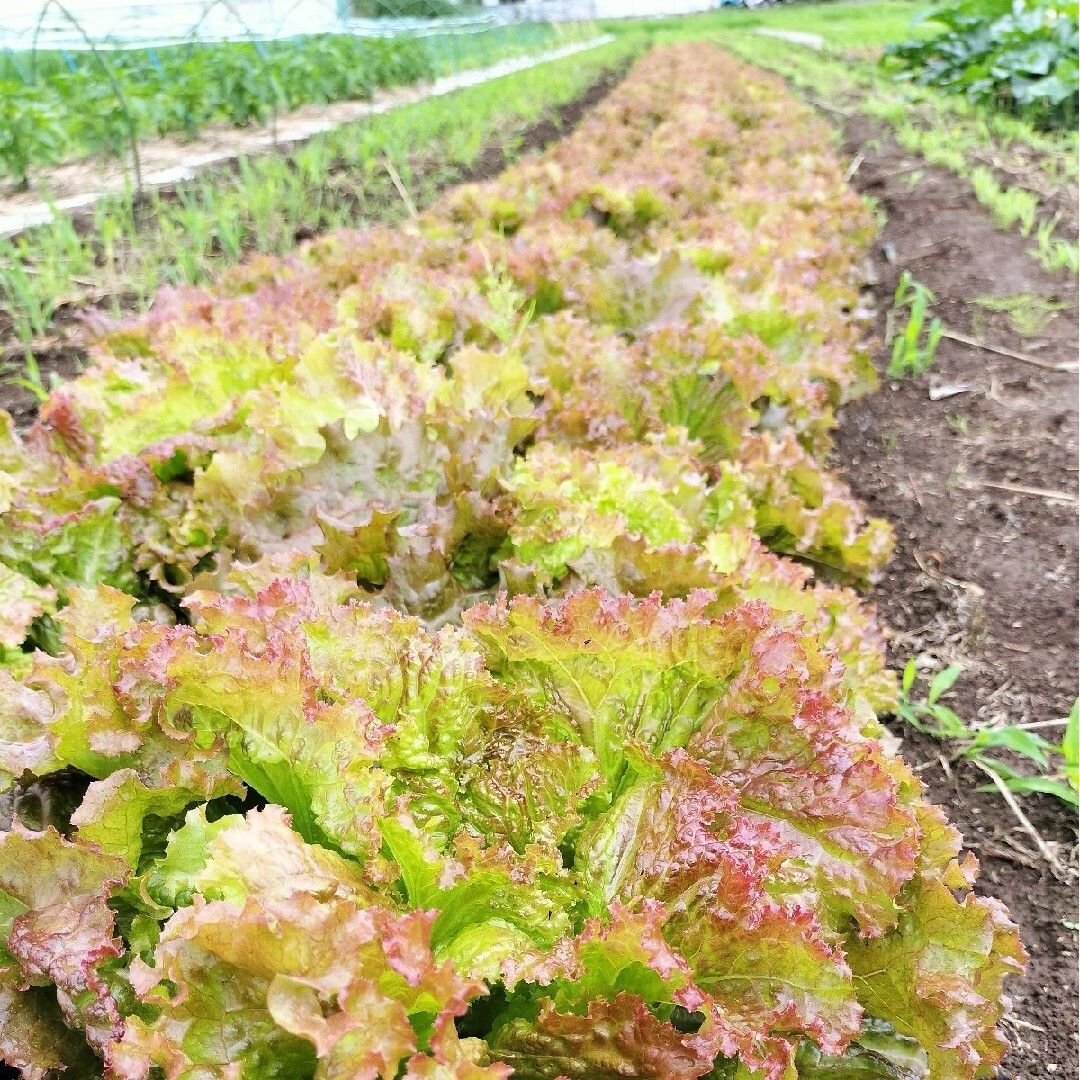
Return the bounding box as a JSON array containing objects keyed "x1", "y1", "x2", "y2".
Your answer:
[
  {"x1": 1029, "y1": 216, "x2": 1080, "y2": 272},
  {"x1": 0, "y1": 584, "x2": 1026, "y2": 1080},
  {"x1": 885, "y1": 0, "x2": 1079, "y2": 130},
  {"x1": 1, "y1": 353, "x2": 50, "y2": 402},
  {"x1": 984, "y1": 700, "x2": 1079, "y2": 803},
  {"x1": 0, "y1": 23, "x2": 587, "y2": 182},
  {"x1": 947, "y1": 412, "x2": 970, "y2": 435},
  {"x1": 887, "y1": 270, "x2": 943, "y2": 377},
  {"x1": 0, "y1": 238, "x2": 52, "y2": 341},
  {"x1": 899, "y1": 662, "x2": 1079, "y2": 806},
  {"x1": 0, "y1": 43, "x2": 1026, "y2": 1080},
  {"x1": 0, "y1": 80, "x2": 67, "y2": 187}
]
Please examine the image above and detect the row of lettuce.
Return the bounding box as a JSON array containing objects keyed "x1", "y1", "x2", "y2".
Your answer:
[{"x1": 0, "y1": 44, "x2": 1022, "y2": 1080}]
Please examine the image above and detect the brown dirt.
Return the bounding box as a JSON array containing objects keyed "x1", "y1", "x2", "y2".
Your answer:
[
  {"x1": 0, "y1": 62, "x2": 628, "y2": 429},
  {"x1": 833, "y1": 113, "x2": 1079, "y2": 1078}
]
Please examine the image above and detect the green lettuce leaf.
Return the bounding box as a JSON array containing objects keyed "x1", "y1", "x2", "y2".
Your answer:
[
  {"x1": 463, "y1": 590, "x2": 744, "y2": 781},
  {"x1": 846, "y1": 874, "x2": 1025, "y2": 1080},
  {"x1": 0, "y1": 566, "x2": 55, "y2": 654},
  {"x1": 117, "y1": 846, "x2": 500, "y2": 1080},
  {"x1": 0, "y1": 828, "x2": 129, "y2": 1060},
  {"x1": 685, "y1": 604, "x2": 920, "y2": 934},
  {"x1": 575, "y1": 749, "x2": 861, "y2": 1077},
  {"x1": 0, "y1": 968, "x2": 101, "y2": 1080}
]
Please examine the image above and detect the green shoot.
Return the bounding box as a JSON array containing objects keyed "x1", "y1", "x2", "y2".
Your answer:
[
  {"x1": 898, "y1": 662, "x2": 1079, "y2": 808},
  {"x1": 887, "y1": 270, "x2": 943, "y2": 378},
  {"x1": 1029, "y1": 217, "x2": 1080, "y2": 274},
  {"x1": 972, "y1": 293, "x2": 1072, "y2": 337},
  {"x1": 946, "y1": 413, "x2": 969, "y2": 436},
  {"x1": 970, "y1": 166, "x2": 1039, "y2": 236}
]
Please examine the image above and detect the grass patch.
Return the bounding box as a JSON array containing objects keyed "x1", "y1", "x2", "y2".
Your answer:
[
  {"x1": 605, "y1": 1, "x2": 942, "y2": 50},
  {"x1": 970, "y1": 166, "x2": 1040, "y2": 235},
  {"x1": 972, "y1": 293, "x2": 1073, "y2": 337}
]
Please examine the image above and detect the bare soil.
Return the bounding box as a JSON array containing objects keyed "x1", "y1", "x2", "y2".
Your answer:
[{"x1": 833, "y1": 113, "x2": 1079, "y2": 1078}]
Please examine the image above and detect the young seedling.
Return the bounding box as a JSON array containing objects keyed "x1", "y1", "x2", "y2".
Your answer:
[
  {"x1": 972, "y1": 293, "x2": 1072, "y2": 337},
  {"x1": 1029, "y1": 217, "x2": 1080, "y2": 274},
  {"x1": 946, "y1": 412, "x2": 969, "y2": 436},
  {"x1": 971, "y1": 166, "x2": 1039, "y2": 236},
  {"x1": 886, "y1": 270, "x2": 943, "y2": 377},
  {"x1": 984, "y1": 699, "x2": 1079, "y2": 806},
  {"x1": 898, "y1": 661, "x2": 1079, "y2": 808}
]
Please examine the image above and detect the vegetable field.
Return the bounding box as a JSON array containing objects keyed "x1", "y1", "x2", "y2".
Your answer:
[
  {"x1": 0, "y1": 11, "x2": 1077, "y2": 1080},
  {"x1": 0, "y1": 24, "x2": 582, "y2": 186}
]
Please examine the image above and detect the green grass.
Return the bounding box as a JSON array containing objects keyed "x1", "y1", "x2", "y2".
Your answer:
[
  {"x1": 972, "y1": 293, "x2": 1073, "y2": 337},
  {"x1": 970, "y1": 167, "x2": 1040, "y2": 235},
  {"x1": 1029, "y1": 218, "x2": 1080, "y2": 274},
  {"x1": 0, "y1": 38, "x2": 638, "y2": 372},
  {"x1": 605, "y1": 1, "x2": 940, "y2": 50}
]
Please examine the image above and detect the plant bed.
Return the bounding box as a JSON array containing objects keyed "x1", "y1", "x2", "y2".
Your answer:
[
  {"x1": 712, "y1": 25, "x2": 1079, "y2": 268},
  {"x1": 0, "y1": 24, "x2": 589, "y2": 191},
  {"x1": 0, "y1": 43, "x2": 1031, "y2": 1080},
  {"x1": 0, "y1": 42, "x2": 636, "y2": 425}
]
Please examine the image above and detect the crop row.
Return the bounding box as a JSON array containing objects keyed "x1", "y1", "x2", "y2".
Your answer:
[
  {"x1": 0, "y1": 39, "x2": 636, "y2": 370},
  {"x1": 712, "y1": 20, "x2": 1079, "y2": 276},
  {"x1": 0, "y1": 22, "x2": 586, "y2": 186},
  {"x1": 0, "y1": 43, "x2": 1022, "y2": 1080}
]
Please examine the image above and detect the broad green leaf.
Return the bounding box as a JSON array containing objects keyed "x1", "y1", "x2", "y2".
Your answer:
[
  {"x1": 0, "y1": 828, "x2": 130, "y2": 1056},
  {"x1": 847, "y1": 873, "x2": 1025, "y2": 1080},
  {"x1": 463, "y1": 590, "x2": 745, "y2": 782},
  {"x1": 143, "y1": 807, "x2": 236, "y2": 910},
  {"x1": 117, "y1": 892, "x2": 495, "y2": 1080},
  {"x1": 69, "y1": 769, "x2": 213, "y2": 868},
  {"x1": 922, "y1": 704, "x2": 968, "y2": 739}
]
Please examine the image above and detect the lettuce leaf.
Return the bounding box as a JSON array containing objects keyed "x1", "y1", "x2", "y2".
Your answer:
[
  {"x1": 846, "y1": 875, "x2": 1025, "y2": 1080},
  {"x1": 116, "y1": 809, "x2": 503, "y2": 1080},
  {"x1": 0, "y1": 828, "x2": 129, "y2": 1061}
]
